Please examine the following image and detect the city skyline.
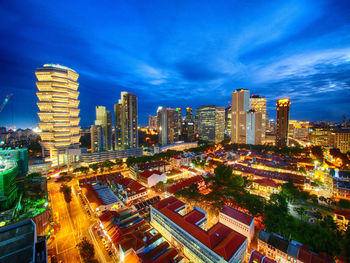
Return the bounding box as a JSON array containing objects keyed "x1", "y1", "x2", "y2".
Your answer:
[{"x1": 1, "y1": 0, "x2": 350, "y2": 128}]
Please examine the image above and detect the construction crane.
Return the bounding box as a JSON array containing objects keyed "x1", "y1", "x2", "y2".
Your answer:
[{"x1": 0, "y1": 94, "x2": 13, "y2": 113}]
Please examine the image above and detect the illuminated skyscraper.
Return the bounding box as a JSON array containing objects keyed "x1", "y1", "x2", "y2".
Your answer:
[
  {"x1": 148, "y1": 115, "x2": 157, "y2": 131},
  {"x1": 157, "y1": 107, "x2": 178, "y2": 145},
  {"x1": 276, "y1": 98, "x2": 290, "y2": 147},
  {"x1": 92, "y1": 106, "x2": 112, "y2": 152},
  {"x1": 231, "y1": 89, "x2": 250, "y2": 144},
  {"x1": 36, "y1": 64, "x2": 80, "y2": 165},
  {"x1": 175, "y1": 108, "x2": 182, "y2": 141},
  {"x1": 225, "y1": 105, "x2": 232, "y2": 137},
  {"x1": 215, "y1": 107, "x2": 225, "y2": 143},
  {"x1": 196, "y1": 105, "x2": 224, "y2": 143},
  {"x1": 182, "y1": 107, "x2": 194, "y2": 142},
  {"x1": 157, "y1": 107, "x2": 168, "y2": 146},
  {"x1": 250, "y1": 95, "x2": 266, "y2": 144},
  {"x1": 114, "y1": 92, "x2": 138, "y2": 149}
]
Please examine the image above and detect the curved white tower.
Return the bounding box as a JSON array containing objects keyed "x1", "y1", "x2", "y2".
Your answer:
[{"x1": 36, "y1": 64, "x2": 81, "y2": 165}]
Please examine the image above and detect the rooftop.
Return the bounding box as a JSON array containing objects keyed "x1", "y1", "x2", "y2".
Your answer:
[
  {"x1": 221, "y1": 205, "x2": 254, "y2": 226},
  {"x1": 152, "y1": 197, "x2": 247, "y2": 261}
]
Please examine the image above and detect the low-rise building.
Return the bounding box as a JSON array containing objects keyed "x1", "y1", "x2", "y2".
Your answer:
[
  {"x1": 80, "y1": 148, "x2": 143, "y2": 164},
  {"x1": 98, "y1": 209, "x2": 183, "y2": 263},
  {"x1": 112, "y1": 175, "x2": 148, "y2": 203},
  {"x1": 258, "y1": 230, "x2": 333, "y2": 263},
  {"x1": 154, "y1": 141, "x2": 198, "y2": 153},
  {"x1": 139, "y1": 170, "x2": 166, "y2": 188},
  {"x1": 150, "y1": 196, "x2": 248, "y2": 263},
  {"x1": 130, "y1": 161, "x2": 171, "y2": 178},
  {"x1": 252, "y1": 179, "x2": 281, "y2": 195},
  {"x1": 81, "y1": 183, "x2": 123, "y2": 215},
  {"x1": 248, "y1": 250, "x2": 276, "y2": 263},
  {"x1": 219, "y1": 205, "x2": 255, "y2": 243}
]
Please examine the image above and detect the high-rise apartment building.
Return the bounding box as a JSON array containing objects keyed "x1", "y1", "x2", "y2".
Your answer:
[
  {"x1": 231, "y1": 89, "x2": 250, "y2": 144},
  {"x1": 225, "y1": 105, "x2": 231, "y2": 137},
  {"x1": 148, "y1": 115, "x2": 157, "y2": 131},
  {"x1": 157, "y1": 107, "x2": 179, "y2": 146},
  {"x1": 334, "y1": 130, "x2": 350, "y2": 153},
  {"x1": 215, "y1": 107, "x2": 225, "y2": 143},
  {"x1": 92, "y1": 106, "x2": 112, "y2": 152},
  {"x1": 90, "y1": 125, "x2": 103, "y2": 152},
  {"x1": 276, "y1": 98, "x2": 290, "y2": 147},
  {"x1": 157, "y1": 107, "x2": 168, "y2": 146},
  {"x1": 174, "y1": 108, "x2": 182, "y2": 141},
  {"x1": 250, "y1": 95, "x2": 266, "y2": 144},
  {"x1": 36, "y1": 64, "x2": 80, "y2": 165},
  {"x1": 114, "y1": 92, "x2": 138, "y2": 149}
]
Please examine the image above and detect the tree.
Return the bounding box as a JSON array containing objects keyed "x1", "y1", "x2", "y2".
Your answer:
[
  {"x1": 115, "y1": 159, "x2": 123, "y2": 166},
  {"x1": 60, "y1": 184, "x2": 72, "y2": 204},
  {"x1": 77, "y1": 237, "x2": 95, "y2": 262},
  {"x1": 313, "y1": 210, "x2": 323, "y2": 221},
  {"x1": 338, "y1": 199, "x2": 350, "y2": 209},
  {"x1": 294, "y1": 207, "x2": 306, "y2": 220}
]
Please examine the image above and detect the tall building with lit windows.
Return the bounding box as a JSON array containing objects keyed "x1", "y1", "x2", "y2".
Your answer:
[
  {"x1": 36, "y1": 64, "x2": 80, "y2": 165},
  {"x1": 231, "y1": 89, "x2": 250, "y2": 144},
  {"x1": 250, "y1": 95, "x2": 266, "y2": 144},
  {"x1": 276, "y1": 98, "x2": 290, "y2": 147},
  {"x1": 114, "y1": 92, "x2": 138, "y2": 149}
]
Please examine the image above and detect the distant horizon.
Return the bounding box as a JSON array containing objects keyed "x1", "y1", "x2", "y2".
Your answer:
[{"x1": 1, "y1": 0, "x2": 350, "y2": 128}]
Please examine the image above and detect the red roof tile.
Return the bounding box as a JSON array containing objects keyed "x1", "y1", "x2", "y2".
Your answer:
[
  {"x1": 221, "y1": 205, "x2": 254, "y2": 225},
  {"x1": 153, "y1": 197, "x2": 247, "y2": 261},
  {"x1": 184, "y1": 210, "x2": 206, "y2": 225}
]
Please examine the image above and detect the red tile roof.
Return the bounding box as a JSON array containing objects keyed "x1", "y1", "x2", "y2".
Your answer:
[
  {"x1": 167, "y1": 175, "x2": 204, "y2": 194},
  {"x1": 153, "y1": 197, "x2": 247, "y2": 261},
  {"x1": 253, "y1": 178, "x2": 281, "y2": 188},
  {"x1": 221, "y1": 205, "x2": 254, "y2": 225},
  {"x1": 184, "y1": 210, "x2": 206, "y2": 225},
  {"x1": 139, "y1": 170, "x2": 154, "y2": 179},
  {"x1": 248, "y1": 250, "x2": 276, "y2": 263}
]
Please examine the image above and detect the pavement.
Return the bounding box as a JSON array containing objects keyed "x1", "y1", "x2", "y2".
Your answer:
[{"x1": 47, "y1": 176, "x2": 115, "y2": 263}]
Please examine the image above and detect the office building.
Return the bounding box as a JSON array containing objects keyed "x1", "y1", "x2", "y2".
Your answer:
[
  {"x1": 0, "y1": 219, "x2": 47, "y2": 263},
  {"x1": 196, "y1": 105, "x2": 216, "y2": 142},
  {"x1": 215, "y1": 107, "x2": 225, "y2": 143},
  {"x1": 288, "y1": 120, "x2": 310, "y2": 140},
  {"x1": 225, "y1": 105, "x2": 232, "y2": 137},
  {"x1": 276, "y1": 99, "x2": 290, "y2": 147},
  {"x1": 231, "y1": 89, "x2": 250, "y2": 144},
  {"x1": 92, "y1": 106, "x2": 112, "y2": 152},
  {"x1": 250, "y1": 95, "x2": 266, "y2": 144},
  {"x1": 185, "y1": 107, "x2": 194, "y2": 122},
  {"x1": 150, "y1": 197, "x2": 248, "y2": 263},
  {"x1": 267, "y1": 119, "x2": 276, "y2": 134},
  {"x1": 309, "y1": 128, "x2": 333, "y2": 146},
  {"x1": 114, "y1": 92, "x2": 138, "y2": 149},
  {"x1": 148, "y1": 115, "x2": 157, "y2": 131},
  {"x1": 36, "y1": 64, "x2": 81, "y2": 165},
  {"x1": 182, "y1": 107, "x2": 194, "y2": 142},
  {"x1": 334, "y1": 130, "x2": 350, "y2": 153},
  {"x1": 246, "y1": 110, "x2": 256, "y2": 145}
]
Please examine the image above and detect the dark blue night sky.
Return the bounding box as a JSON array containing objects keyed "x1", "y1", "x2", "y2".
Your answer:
[{"x1": 1, "y1": 0, "x2": 350, "y2": 128}]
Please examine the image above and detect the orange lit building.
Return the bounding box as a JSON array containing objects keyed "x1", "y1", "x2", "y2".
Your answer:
[{"x1": 36, "y1": 64, "x2": 80, "y2": 166}]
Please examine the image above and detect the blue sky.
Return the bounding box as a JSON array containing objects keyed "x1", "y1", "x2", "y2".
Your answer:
[{"x1": 0, "y1": 0, "x2": 350, "y2": 128}]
